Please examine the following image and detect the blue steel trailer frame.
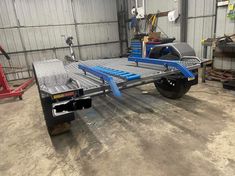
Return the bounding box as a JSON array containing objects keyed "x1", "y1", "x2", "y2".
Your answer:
[
  {"x1": 79, "y1": 64, "x2": 122, "y2": 97},
  {"x1": 33, "y1": 42, "x2": 211, "y2": 135},
  {"x1": 77, "y1": 57, "x2": 197, "y2": 98},
  {"x1": 128, "y1": 57, "x2": 195, "y2": 80}
]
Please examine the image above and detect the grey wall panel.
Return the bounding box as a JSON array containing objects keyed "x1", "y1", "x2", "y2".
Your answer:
[
  {"x1": 187, "y1": 17, "x2": 215, "y2": 57},
  {"x1": 187, "y1": 18, "x2": 195, "y2": 48},
  {"x1": 0, "y1": 0, "x2": 121, "y2": 80},
  {"x1": 20, "y1": 25, "x2": 78, "y2": 50},
  {"x1": 188, "y1": 0, "x2": 215, "y2": 17},
  {"x1": 188, "y1": 0, "x2": 216, "y2": 17},
  {"x1": 0, "y1": 28, "x2": 23, "y2": 52},
  {"x1": 14, "y1": 0, "x2": 74, "y2": 26},
  {"x1": 73, "y1": 0, "x2": 117, "y2": 23},
  {"x1": 1, "y1": 0, "x2": 119, "y2": 52},
  {"x1": 80, "y1": 43, "x2": 120, "y2": 60},
  {"x1": 187, "y1": 0, "x2": 216, "y2": 58},
  {"x1": 195, "y1": 0, "x2": 205, "y2": 16},
  {"x1": 146, "y1": 0, "x2": 177, "y2": 13},
  {"x1": 215, "y1": 6, "x2": 235, "y2": 71},
  {"x1": 188, "y1": 0, "x2": 196, "y2": 17},
  {"x1": 0, "y1": 56, "x2": 11, "y2": 69},
  {"x1": 216, "y1": 6, "x2": 235, "y2": 36},
  {"x1": 157, "y1": 16, "x2": 181, "y2": 41},
  {"x1": 193, "y1": 18, "x2": 204, "y2": 57},
  {"x1": 0, "y1": 0, "x2": 17, "y2": 28},
  {"x1": 146, "y1": 0, "x2": 181, "y2": 41},
  {"x1": 55, "y1": 48, "x2": 71, "y2": 60},
  {"x1": 77, "y1": 23, "x2": 119, "y2": 45},
  {"x1": 204, "y1": 0, "x2": 216, "y2": 16},
  {"x1": 216, "y1": 7, "x2": 226, "y2": 36},
  {"x1": 26, "y1": 50, "x2": 55, "y2": 65},
  {"x1": 203, "y1": 17, "x2": 215, "y2": 59}
]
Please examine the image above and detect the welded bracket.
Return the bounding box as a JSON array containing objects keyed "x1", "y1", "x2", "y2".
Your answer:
[
  {"x1": 128, "y1": 57, "x2": 195, "y2": 80},
  {"x1": 78, "y1": 64, "x2": 122, "y2": 97}
]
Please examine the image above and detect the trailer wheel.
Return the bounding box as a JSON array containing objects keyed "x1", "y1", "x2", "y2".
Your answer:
[{"x1": 154, "y1": 78, "x2": 191, "y2": 99}]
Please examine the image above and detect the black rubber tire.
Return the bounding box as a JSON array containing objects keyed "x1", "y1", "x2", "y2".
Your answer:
[{"x1": 154, "y1": 78, "x2": 191, "y2": 99}]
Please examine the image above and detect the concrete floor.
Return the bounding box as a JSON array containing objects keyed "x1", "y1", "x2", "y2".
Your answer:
[{"x1": 0, "y1": 81, "x2": 235, "y2": 176}]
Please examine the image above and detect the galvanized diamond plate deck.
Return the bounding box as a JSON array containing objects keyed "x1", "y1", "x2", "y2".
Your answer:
[{"x1": 64, "y1": 57, "x2": 204, "y2": 96}]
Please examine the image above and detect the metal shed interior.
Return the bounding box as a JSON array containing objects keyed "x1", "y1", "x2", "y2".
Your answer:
[
  {"x1": 0, "y1": 0, "x2": 125, "y2": 80},
  {"x1": 1, "y1": 1, "x2": 235, "y2": 176},
  {"x1": 1, "y1": 0, "x2": 235, "y2": 80}
]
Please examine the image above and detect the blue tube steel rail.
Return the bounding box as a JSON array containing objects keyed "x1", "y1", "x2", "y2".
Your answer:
[
  {"x1": 78, "y1": 64, "x2": 122, "y2": 97},
  {"x1": 93, "y1": 66, "x2": 141, "y2": 81},
  {"x1": 128, "y1": 57, "x2": 195, "y2": 80}
]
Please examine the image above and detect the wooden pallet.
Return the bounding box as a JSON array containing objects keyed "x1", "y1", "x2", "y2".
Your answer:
[{"x1": 207, "y1": 68, "x2": 235, "y2": 82}]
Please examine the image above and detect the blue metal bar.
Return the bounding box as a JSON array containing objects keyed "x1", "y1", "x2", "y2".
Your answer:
[
  {"x1": 93, "y1": 66, "x2": 141, "y2": 81},
  {"x1": 79, "y1": 64, "x2": 121, "y2": 97},
  {"x1": 128, "y1": 57, "x2": 195, "y2": 80}
]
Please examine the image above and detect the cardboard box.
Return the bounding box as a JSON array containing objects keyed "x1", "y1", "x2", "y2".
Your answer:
[
  {"x1": 143, "y1": 36, "x2": 149, "y2": 43},
  {"x1": 149, "y1": 32, "x2": 161, "y2": 40}
]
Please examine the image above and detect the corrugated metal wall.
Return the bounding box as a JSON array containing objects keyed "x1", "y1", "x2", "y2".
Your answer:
[
  {"x1": 214, "y1": 4, "x2": 235, "y2": 70},
  {"x1": 216, "y1": 3, "x2": 235, "y2": 36},
  {"x1": 116, "y1": 0, "x2": 129, "y2": 55},
  {"x1": 187, "y1": 0, "x2": 216, "y2": 58},
  {"x1": 146, "y1": 0, "x2": 181, "y2": 41},
  {"x1": 187, "y1": 0, "x2": 235, "y2": 70},
  {"x1": 0, "y1": 0, "x2": 121, "y2": 80}
]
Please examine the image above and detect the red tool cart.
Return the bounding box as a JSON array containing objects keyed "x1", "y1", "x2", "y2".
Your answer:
[{"x1": 0, "y1": 45, "x2": 34, "y2": 100}]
